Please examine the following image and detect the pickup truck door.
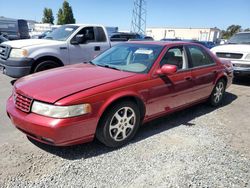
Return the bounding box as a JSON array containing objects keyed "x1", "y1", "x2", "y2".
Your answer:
[{"x1": 68, "y1": 27, "x2": 110, "y2": 64}]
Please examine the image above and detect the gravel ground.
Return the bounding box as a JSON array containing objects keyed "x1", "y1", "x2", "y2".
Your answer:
[{"x1": 0, "y1": 76, "x2": 250, "y2": 187}]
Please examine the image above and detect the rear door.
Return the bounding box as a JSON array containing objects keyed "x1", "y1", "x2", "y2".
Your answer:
[
  {"x1": 68, "y1": 26, "x2": 109, "y2": 64},
  {"x1": 146, "y1": 45, "x2": 194, "y2": 117},
  {"x1": 186, "y1": 45, "x2": 218, "y2": 101}
]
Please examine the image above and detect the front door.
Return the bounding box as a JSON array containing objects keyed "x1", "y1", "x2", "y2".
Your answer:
[
  {"x1": 68, "y1": 27, "x2": 107, "y2": 64},
  {"x1": 146, "y1": 45, "x2": 194, "y2": 117}
]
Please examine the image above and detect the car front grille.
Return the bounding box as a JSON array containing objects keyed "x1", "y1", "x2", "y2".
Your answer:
[
  {"x1": 233, "y1": 63, "x2": 250, "y2": 68},
  {"x1": 14, "y1": 92, "x2": 33, "y2": 113},
  {"x1": 0, "y1": 44, "x2": 11, "y2": 60},
  {"x1": 216, "y1": 52, "x2": 243, "y2": 59}
]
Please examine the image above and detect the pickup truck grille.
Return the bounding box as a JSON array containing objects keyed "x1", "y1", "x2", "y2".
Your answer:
[
  {"x1": 216, "y1": 52, "x2": 243, "y2": 59},
  {"x1": 233, "y1": 63, "x2": 250, "y2": 68},
  {"x1": 14, "y1": 92, "x2": 33, "y2": 113},
  {"x1": 0, "y1": 44, "x2": 11, "y2": 60}
]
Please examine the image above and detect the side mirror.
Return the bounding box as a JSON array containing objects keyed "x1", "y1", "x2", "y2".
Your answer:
[
  {"x1": 156, "y1": 64, "x2": 177, "y2": 76},
  {"x1": 71, "y1": 34, "x2": 86, "y2": 44}
]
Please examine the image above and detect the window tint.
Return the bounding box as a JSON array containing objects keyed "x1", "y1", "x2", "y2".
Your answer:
[
  {"x1": 160, "y1": 46, "x2": 185, "y2": 70},
  {"x1": 96, "y1": 27, "x2": 107, "y2": 42},
  {"x1": 76, "y1": 27, "x2": 95, "y2": 41},
  {"x1": 187, "y1": 45, "x2": 215, "y2": 67}
]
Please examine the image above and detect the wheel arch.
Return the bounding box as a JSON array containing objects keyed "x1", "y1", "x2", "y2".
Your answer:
[
  {"x1": 31, "y1": 56, "x2": 64, "y2": 73},
  {"x1": 96, "y1": 93, "x2": 146, "y2": 130},
  {"x1": 215, "y1": 73, "x2": 228, "y2": 86}
]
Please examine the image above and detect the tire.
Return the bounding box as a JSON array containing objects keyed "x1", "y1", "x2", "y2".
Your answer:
[
  {"x1": 33, "y1": 60, "x2": 60, "y2": 73},
  {"x1": 209, "y1": 79, "x2": 226, "y2": 107},
  {"x1": 96, "y1": 101, "x2": 141, "y2": 148}
]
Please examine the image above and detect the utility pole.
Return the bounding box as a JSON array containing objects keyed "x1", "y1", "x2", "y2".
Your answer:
[{"x1": 131, "y1": 0, "x2": 146, "y2": 35}]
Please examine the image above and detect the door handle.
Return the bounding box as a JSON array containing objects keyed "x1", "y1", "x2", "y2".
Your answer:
[
  {"x1": 94, "y1": 46, "x2": 100, "y2": 51},
  {"x1": 184, "y1": 76, "x2": 192, "y2": 81}
]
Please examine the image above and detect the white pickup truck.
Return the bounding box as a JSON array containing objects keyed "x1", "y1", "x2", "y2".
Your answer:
[
  {"x1": 0, "y1": 24, "x2": 113, "y2": 78},
  {"x1": 211, "y1": 32, "x2": 250, "y2": 77}
]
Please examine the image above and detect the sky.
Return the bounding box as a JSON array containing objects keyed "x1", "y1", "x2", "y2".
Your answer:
[{"x1": 0, "y1": 0, "x2": 249, "y2": 31}]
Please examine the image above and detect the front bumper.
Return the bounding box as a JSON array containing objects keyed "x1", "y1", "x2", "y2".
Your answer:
[
  {"x1": 233, "y1": 67, "x2": 250, "y2": 76},
  {"x1": 0, "y1": 57, "x2": 34, "y2": 78},
  {"x1": 230, "y1": 60, "x2": 250, "y2": 76},
  {"x1": 6, "y1": 96, "x2": 98, "y2": 146}
]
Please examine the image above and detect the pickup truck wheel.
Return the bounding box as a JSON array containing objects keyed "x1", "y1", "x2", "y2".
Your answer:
[
  {"x1": 33, "y1": 60, "x2": 60, "y2": 73},
  {"x1": 96, "y1": 101, "x2": 141, "y2": 148},
  {"x1": 209, "y1": 79, "x2": 226, "y2": 107}
]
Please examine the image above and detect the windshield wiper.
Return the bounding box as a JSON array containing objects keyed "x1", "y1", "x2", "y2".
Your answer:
[
  {"x1": 45, "y1": 36, "x2": 53, "y2": 40},
  {"x1": 97, "y1": 64, "x2": 121, "y2": 71},
  {"x1": 83, "y1": 61, "x2": 96, "y2": 65}
]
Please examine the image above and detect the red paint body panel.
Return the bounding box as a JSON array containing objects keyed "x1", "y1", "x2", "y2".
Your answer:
[{"x1": 6, "y1": 41, "x2": 233, "y2": 146}]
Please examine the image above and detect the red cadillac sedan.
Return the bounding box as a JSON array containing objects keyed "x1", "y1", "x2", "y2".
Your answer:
[{"x1": 6, "y1": 41, "x2": 233, "y2": 147}]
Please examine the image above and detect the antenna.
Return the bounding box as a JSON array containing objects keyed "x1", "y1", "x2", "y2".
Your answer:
[{"x1": 131, "y1": 0, "x2": 146, "y2": 35}]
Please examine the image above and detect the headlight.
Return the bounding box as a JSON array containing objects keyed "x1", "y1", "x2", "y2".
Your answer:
[
  {"x1": 9, "y1": 49, "x2": 28, "y2": 58},
  {"x1": 31, "y1": 101, "x2": 91, "y2": 118},
  {"x1": 245, "y1": 54, "x2": 250, "y2": 60}
]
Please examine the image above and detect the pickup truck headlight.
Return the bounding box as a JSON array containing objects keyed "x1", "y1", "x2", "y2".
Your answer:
[
  {"x1": 9, "y1": 49, "x2": 28, "y2": 58},
  {"x1": 245, "y1": 54, "x2": 250, "y2": 60},
  {"x1": 31, "y1": 101, "x2": 91, "y2": 118}
]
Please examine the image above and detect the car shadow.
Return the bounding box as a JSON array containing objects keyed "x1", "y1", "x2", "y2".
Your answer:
[
  {"x1": 233, "y1": 77, "x2": 250, "y2": 86},
  {"x1": 29, "y1": 91, "x2": 238, "y2": 160}
]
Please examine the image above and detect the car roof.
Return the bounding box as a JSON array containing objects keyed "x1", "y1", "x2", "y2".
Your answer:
[
  {"x1": 236, "y1": 31, "x2": 250, "y2": 34},
  {"x1": 64, "y1": 24, "x2": 104, "y2": 27},
  {"x1": 127, "y1": 40, "x2": 203, "y2": 47}
]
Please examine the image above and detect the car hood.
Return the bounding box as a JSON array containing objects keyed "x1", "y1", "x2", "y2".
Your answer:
[
  {"x1": 211, "y1": 44, "x2": 250, "y2": 54},
  {"x1": 14, "y1": 64, "x2": 136, "y2": 103},
  {"x1": 2, "y1": 39, "x2": 64, "y2": 48}
]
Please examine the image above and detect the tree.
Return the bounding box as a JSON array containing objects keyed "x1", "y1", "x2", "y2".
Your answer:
[
  {"x1": 222, "y1": 25, "x2": 242, "y2": 39},
  {"x1": 244, "y1": 28, "x2": 250, "y2": 32},
  {"x1": 42, "y1": 8, "x2": 54, "y2": 24},
  {"x1": 56, "y1": 0, "x2": 76, "y2": 25},
  {"x1": 57, "y1": 8, "x2": 64, "y2": 25}
]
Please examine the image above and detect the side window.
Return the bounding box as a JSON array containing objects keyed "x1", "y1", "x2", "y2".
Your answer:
[
  {"x1": 160, "y1": 46, "x2": 186, "y2": 70},
  {"x1": 75, "y1": 27, "x2": 95, "y2": 42},
  {"x1": 187, "y1": 45, "x2": 215, "y2": 67},
  {"x1": 95, "y1": 27, "x2": 107, "y2": 42}
]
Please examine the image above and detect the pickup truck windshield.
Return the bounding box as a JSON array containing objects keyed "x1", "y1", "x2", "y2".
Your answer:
[
  {"x1": 228, "y1": 33, "x2": 250, "y2": 44},
  {"x1": 44, "y1": 25, "x2": 79, "y2": 41},
  {"x1": 92, "y1": 43, "x2": 163, "y2": 73}
]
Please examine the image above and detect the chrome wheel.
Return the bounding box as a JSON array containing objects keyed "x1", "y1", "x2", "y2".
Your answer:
[
  {"x1": 213, "y1": 81, "x2": 224, "y2": 103},
  {"x1": 109, "y1": 107, "x2": 136, "y2": 142}
]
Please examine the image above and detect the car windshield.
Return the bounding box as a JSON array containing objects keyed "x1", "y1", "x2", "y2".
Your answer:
[
  {"x1": 228, "y1": 33, "x2": 250, "y2": 44},
  {"x1": 44, "y1": 25, "x2": 79, "y2": 41},
  {"x1": 92, "y1": 43, "x2": 164, "y2": 73}
]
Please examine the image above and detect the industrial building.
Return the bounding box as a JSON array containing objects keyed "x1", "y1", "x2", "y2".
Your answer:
[{"x1": 146, "y1": 27, "x2": 221, "y2": 42}]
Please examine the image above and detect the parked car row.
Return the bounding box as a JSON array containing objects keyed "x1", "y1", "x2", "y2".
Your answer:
[
  {"x1": 110, "y1": 32, "x2": 154, "y2": 41},
  {"x1": 0, "y1": 17, "x2": 30, "y2": 40},
  {"x1": 160, "y1": 38, "x2": 216, "y2": 49}
]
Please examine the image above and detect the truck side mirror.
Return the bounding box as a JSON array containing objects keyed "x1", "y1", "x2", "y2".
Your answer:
[{"x1": 71, "y1": 34, "x2": 86, "y2": 44}]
